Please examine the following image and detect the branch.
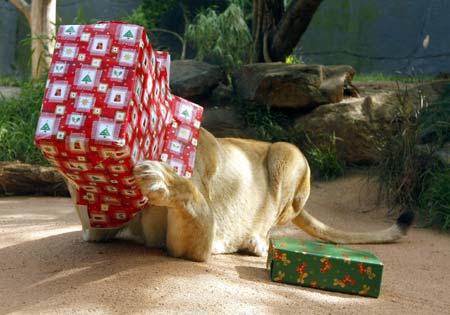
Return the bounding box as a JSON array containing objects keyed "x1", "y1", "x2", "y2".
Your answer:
[
  {"x1": 148, "y1": 28, "x2": 184, "y2": 45},
  {"x1": 148, "y1": 28, "x2": 186, "y2": 60},
  {"x1": 9, "y1": 0, "x2": 31, "y2": 25},
  {"x1": 270, "y1": 0, "x2": 323, "y2": 61},
  {"x1": 262, "y1": 31, "x2": 272, "y2": 62}
]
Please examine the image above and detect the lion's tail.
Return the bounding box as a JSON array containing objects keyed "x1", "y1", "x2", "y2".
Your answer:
[{"x1": 291, "y1": 210, "x2": 415, "y2": 244}]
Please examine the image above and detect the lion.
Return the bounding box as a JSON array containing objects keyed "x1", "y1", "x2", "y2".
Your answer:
[{"x1": 70, "y1": 128, "x2": 414, "y2": 262}]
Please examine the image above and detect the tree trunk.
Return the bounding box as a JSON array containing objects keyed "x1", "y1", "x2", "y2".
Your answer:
[
  {"x1": 9, "y1": 0, "x2": 57, "y2": 79},
  {"x1": 0, "y1": 161, "x2": 68, "y2": 196},
  {"x1": 252, "y1": 0, "x2": 323, "y2": 63},
  {"x1": 31, "y1": 0, "x2": 57, "y2": 79}
]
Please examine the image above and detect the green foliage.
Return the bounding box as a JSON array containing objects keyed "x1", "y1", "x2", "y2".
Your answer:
[
  {"x1": 374, "y1": 84, "x2": 450, "y2": 230},
  {"x1": 239, "y1": 103, "x2": 290, "y2": 143},
  {"x1": 123, "y1": 0, "x2": 177, "y2": 31},
  {"x1": 236, "y1": 101, "x2": 345, "y2": 180},
  {"x1": 19, "y1": 15, "x2": 63, "y2": 77},
  {"x1": 285, "y1": 54, "x2": 303, "y2": 65},
  {"x1": 353, "y1": 73, "x2": 433, "y2": 83},
  {"x1": 0, "y1": 78, "x2": 48, "y2": 164},
  {"x1": 0, "y1": 76, "x2": 23, "y2": 87},
  {"x1": 419, "y1": 166, "x2": 450, "y2": 230},
  {"x1": 419, "y1": 90, "x2": 450, "y2": 145},
  {"x1": 72, "y1": 6, "x2": 98, "y2": 24},
  {"x1": 306, "y1": 133, "x2": 345, "y2": 180},
  {"x1": 185, "y1": 3, "x2": 252, "y2": 74}
]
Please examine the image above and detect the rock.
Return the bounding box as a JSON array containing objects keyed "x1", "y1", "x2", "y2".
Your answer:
[
  {"x1": 170, "y1": 60, "x2": 225, "y2": 100},
  {"x1": 297, "y1": 96, "x2": 379, "y2": 163},
  {"x1": 232, "y1": 63, "x2": 355, "y2": 109},
  {"x1": 0, "y1": 161, "x2": 68, "y2": 196},
  {"x1": 0, "y1": 86, "x2": 20, "y2": 98},
  {"x1": 208, "y1": 83, "x2": 234, "y2": 107},
  {"x1": 202, "y1": 106, "x2": 252, "y2": 138},
  {"x1": 296, "y1": 81, "x2": 448, "y2": 163}
]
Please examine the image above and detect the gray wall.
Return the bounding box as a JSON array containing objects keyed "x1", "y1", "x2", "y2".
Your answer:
[
  {"x1": 2, "y1": 0, "x2": 450, "y2": 76},
  {"x1": 298, "y1": 0, "x2": 450, "y2": 75},
  {"x1": 57, "y1": 0, "x2": 139, "y2": 24},
  {"x1": 0, "y1": 2, "x2": 19, "y2": 76}
]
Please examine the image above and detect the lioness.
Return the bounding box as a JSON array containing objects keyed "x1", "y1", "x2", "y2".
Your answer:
[{"x1": 71, "y1": 128, "x2": 414, "y2": 262}]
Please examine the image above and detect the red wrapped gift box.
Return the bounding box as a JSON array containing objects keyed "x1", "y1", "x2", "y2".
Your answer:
[{"x1": 35, "y1": 22, "x2": 203, "y2": 229}]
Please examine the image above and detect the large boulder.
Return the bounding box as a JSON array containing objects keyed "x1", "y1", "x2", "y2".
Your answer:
[
  {"x1": 202, "y1": 106, "x2": 251, "y2": 138},
  {"x1": 232, "y1": 63, "x2": 355, "y2": 109},
  {"x1": 170, "y1": 60, "x2": 225, "y2": 100},
  {"x1": 296, "y1": 81, "x2": 448, "y2": 163}
]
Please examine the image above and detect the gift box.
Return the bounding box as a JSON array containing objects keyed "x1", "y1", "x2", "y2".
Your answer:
[
  {"x1": 34, "y1": 22, "x2": 203, "y2": 229},
  {"x1": 267, "y1": 237, "x2": 384, "y2": 298}
]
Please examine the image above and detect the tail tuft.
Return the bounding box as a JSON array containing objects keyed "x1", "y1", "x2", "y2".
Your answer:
[{"x1": 396, "y1": 210, "x2": 415, "y2": 234}]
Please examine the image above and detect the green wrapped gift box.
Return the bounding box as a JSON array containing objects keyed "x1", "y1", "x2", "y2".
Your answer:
[{"x1": 267, "y1": 237, "x2": 384, "y2": 298}]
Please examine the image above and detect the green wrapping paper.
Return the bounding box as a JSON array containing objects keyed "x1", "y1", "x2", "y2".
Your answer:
[{"x1": 267, "y1": 237, "x2": 384, "y2": 298}]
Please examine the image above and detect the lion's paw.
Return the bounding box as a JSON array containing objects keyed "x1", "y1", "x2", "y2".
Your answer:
[
  {"x1": 134, "y1": 161, "x2": 171, "y2": 206},
  {"x1": 241, "y1": 236, "x2": 268, "y2": 257}
]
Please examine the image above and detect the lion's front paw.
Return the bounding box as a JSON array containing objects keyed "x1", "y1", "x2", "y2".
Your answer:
[{"x1": 134, "y1": 161, "x2": 171, "y2": 207}]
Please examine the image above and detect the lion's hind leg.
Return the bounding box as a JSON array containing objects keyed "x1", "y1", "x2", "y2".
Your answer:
[{"x1": 266, "y1": 142, "x2": 311, "y2": 226}]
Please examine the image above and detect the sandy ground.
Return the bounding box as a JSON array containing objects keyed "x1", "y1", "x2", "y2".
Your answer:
[{"x1": 1, "y1": 172, "x2": 449, "y2": 315}]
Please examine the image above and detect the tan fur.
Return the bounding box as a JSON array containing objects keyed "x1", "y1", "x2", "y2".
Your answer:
[{"x1": 72, "y1": 128, "x2": 410, "y2": 262}]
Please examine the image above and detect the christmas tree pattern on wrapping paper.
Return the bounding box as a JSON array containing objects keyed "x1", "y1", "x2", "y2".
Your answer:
[
  {"x1": 123, "y1": 30, "x2": 134, "y2": 39},
  {"x1": 65, "y1": 26, "x2": 76, "y2": 35},
  {"x1": 99, "y1": 128, "x2": 111, "y2": 138},
  {"x1": 81, "y1": 74, "x2": 92, "y2": 84},
  {"x1": 40, "y1": 123, "x2": 51, "y2": 132},
  {"x1": 181, "y1": 109, "x2": 190, "y2": 118}
]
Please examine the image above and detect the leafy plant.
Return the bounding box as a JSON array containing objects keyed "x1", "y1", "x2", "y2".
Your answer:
[
  {"x1": 19, "y1": 16, "x2": 63, "y2": 78},
  {"x1": 185, "y1": 3, "x2": 252, "y2": 74},
  {"x1": 285, "y1": 54, "x2": 303, "y2": 65},
  {"x1": 0, "y1": 76, "x2": 23, "y2": 87},
  {"x1": 374, "y1": 83, "x2": 450, "y2": 230},
  {"x1": 123, "y1": 1, "x2": 189, "y2": 59},
  {"x1": 306, "y1": 133, "x2": 345, "y2": 180},
  {"x1": 0, "y1": 78, "x2": 48, "y2": 164},
  {"x1": 419, "y1": 166, "x2": 450, "y2": 230},
  {"x1": 72, "y1": 6, "x2": 99, "y2": 24},
  {"x1": 236, "y1": 100, "x2": 345, "y2": 180},
  {"x1": 123, "y1": 0, "x2": 178, "y2": 31}
]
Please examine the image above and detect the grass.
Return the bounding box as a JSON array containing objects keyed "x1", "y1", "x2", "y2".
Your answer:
[
  {"x1": 0, "y1": 78, "x2": 48, "y2": 165},
  {"x1": 419, "y1": 166, "x2": 450, "y2": 230},
  {"x1": 306, "y1": 133, "x2": 345, "y2": 180},
  {"x1": 374, "y1": 83, "x2": 450, "y2": 230},
  {"x1": 235, "y1": 100, "x2": 345, "y2": 180},
  {"x1": 0, "y1": 76, "x2": 24, "y2": 87},
  {"x1": 353, "y1": 72, "x2": 434, "y2": 83}
]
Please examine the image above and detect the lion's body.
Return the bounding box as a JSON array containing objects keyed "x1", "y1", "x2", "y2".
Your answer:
[{"x1": 72, "y1": 128, "x2": 413, "y2": 262}]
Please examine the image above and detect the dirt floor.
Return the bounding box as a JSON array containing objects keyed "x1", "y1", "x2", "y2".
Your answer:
[{"x1": 1, "y1": 172, "x2": 449, "y2": 315}]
